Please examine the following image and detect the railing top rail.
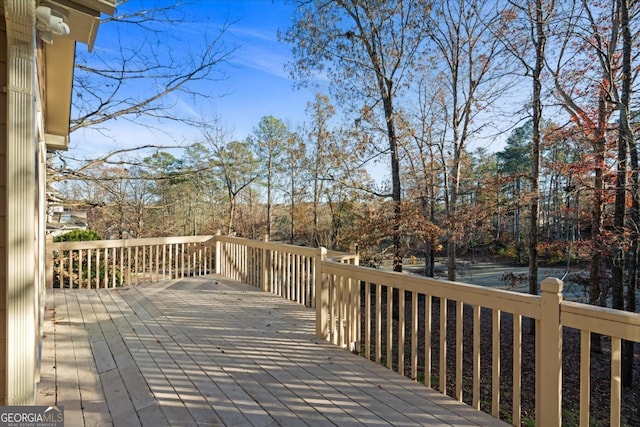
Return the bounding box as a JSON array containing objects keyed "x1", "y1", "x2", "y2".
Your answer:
[
  {"x1": 327, "y1": 253, "x2": 358, "y2": 262},
  {"x1": 49, "y1": 235, "x2": 216, "y2": 250},
  {"x1": 216, "y1": 235, "x2": 323, "y2": 257},
  {"x1": 561, "y1": 300, "x2": 640, "y2": 342},
  {"x1": 322, "y1": 259, "x2": 542, "y2": 319}
]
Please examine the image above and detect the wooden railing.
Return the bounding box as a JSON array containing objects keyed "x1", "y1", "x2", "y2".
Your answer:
[
  {"x1": 47, "y1": 235, "x2": 215, "y2": 288},
  {"x1": 320, "y1": 259, "x2": 640, "y2": 427},
  {"x1": 215, "y1": 235, "x2": 324, "y2": 307},
  {"x1": 561, "y1": 300, "x2": 640, "y2": 426},
  {"x1": 46, "y1": 235, "x2": 640, "y2": 426}
]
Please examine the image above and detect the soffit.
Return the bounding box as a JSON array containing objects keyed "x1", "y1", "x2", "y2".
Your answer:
[
  {"x1": 41, "y1": 0, "x2": 115, "y2": 150},
  {"x1": 42, "y1": 37, "x2": 75, "y2": 150}
]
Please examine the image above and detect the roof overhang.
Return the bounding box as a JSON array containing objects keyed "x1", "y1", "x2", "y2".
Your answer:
[{"x1": 40, "y1": 0, "x2": 115, "y2": 151}]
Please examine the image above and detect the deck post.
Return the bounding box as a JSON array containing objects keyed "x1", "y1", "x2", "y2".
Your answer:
[
  {"x1": 262, "y1": 234, "x2": 269, "y2": 292},
  {"x1": 215, "y1": 230, "x2": 221, "y2": 274},
  {"x1": 45, "y1": 234, "x2": 54, "y2": 289},
  {"x1": 539, "y1": 277, "x2": 563, "y2": 427},
  {"x1": 315, "y1": 247, "x2": 328, "y2": 340}
]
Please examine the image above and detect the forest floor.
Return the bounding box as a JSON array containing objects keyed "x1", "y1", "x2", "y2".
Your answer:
[{"x1": 372, "y1": 257, "x2": 639, "y2": 426}]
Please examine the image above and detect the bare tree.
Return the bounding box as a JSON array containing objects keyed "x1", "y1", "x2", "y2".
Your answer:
[
  {"x1": 51, "y1": 2, "x2": 237, "y2": 211},
  {"x1": 425, "y1": 0, "x2": 515, "y2": 280},
  {"x1": 495, "y1": 0, "x2": 555, "y2": 306},
  {"x1": 71, "y1": 3, "x2": 235, "y2": 133},
  {"x1": 249, "y1": 116, "x2": 289, "y2": 240},
  {"x1": 283, "y1": 0, "x2": 430, "y2": 272},
  {"x1": 200, "y1": 124, "x2": 259, "y2": 236}
]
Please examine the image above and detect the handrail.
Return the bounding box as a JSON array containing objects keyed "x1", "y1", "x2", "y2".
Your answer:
[{"x1": 51, "y1": 235, "x2": 215, "y2": 250}]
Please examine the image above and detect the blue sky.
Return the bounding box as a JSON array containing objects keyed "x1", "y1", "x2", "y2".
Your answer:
[
  {"x1": 71, "y1": 0, "x2": 315, "y2": 156},
  {"x1": 198, "y1": 0, "x2": 315, "y2": 136}
]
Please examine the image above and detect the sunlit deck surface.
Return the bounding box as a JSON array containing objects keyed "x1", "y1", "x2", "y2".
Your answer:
[{"x1": 37, "y1": 275, "x2": 508, "y2": 427}]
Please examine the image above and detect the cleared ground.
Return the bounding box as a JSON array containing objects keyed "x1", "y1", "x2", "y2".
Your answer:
[{"x1": 400, "y1": 259, "x2": 588, "y2": 301}]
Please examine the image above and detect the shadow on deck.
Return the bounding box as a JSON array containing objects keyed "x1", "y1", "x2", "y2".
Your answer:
[{"x1": 37, "y1": 275, "x2": 508, "y2": 426}]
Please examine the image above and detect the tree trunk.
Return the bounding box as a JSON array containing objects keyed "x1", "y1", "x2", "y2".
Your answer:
[
  {"x1": 590, "y1": 91, "x2": 609, "y2": 353},
  {"x1": 380, "y1": 79, "x2": 403, "y2": 273},
  {"x1": 266, "y1": 165, "x2": 272, "y2": 240},
  {"x1": 612, "y1": 118, "x2": 627, "y2": 312},
  {"x1": 290, "y1": 169, "x2": 295, "y2": 244},
  {"x1": 618, "y1": 0, "x2": 635, "y2": 386},
  {"x1": 515, "y1": 178, "x2": 522, "y2": 263}
]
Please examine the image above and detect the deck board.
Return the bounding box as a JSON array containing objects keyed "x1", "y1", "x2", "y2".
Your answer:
[{"x1": 37, "y1": 275, "x2": 509, "y2": 427}]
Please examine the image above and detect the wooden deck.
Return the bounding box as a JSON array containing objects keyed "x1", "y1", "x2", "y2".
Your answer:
[{"x1": 36, "y1": 275, "x2": 508, "y2": 427}]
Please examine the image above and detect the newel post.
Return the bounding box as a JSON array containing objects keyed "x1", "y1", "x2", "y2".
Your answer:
[
  {"x1": 214, "y1": 230, "x2": 221, "y2": 275},
  {"x1": 315, "y1": 247, "x2": 328, "y2": 340},
  {"x1": 353, "y1": 243, "x2": 360, "y2": 266},
  {"x1": 45, "y1": 234, "x2": 54, "y2": 289},
  {"x1": 539, "y1": 277, "x2": 563, "y2": 427},
  {"x1": 262, "y1": 234, "x2": 269, "y2": 292}
]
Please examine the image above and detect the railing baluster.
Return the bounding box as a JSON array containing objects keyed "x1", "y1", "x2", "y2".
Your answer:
[
  {"x1": 68, "y1": 250, "x2": 74, "y2": 288},
  {"x1": 411, "y1": 291, "x2": 418, "y2": 380},
  {"x1": 580, "y1": 330, "x2": 590, "y2": 427},
  {"x1": 269, "y1": 248, "x2": 274, "y2": 292},
  {"x1": 127, "y1": 246, "x2": 131, "y2": 285},
  {"x1": 535, "y1": 317, "x2": 541, "y2": 423},
  {"x1": 456, "y1": 300, "x2": 463, "y2": 402},
  {"x1": 352, "y1": 274, "x2": 359, "y2": 354},
  {"x1": 192, "y1": 246, "x2": 196, "y2": 277},
  {"x1": 120, "y1": 247, "x2": 124, "y2": 286},
  {"x1": 440, "y1": 297, "x2": 447, "y2": 394},
  {"x1": 95, "y1": 249, "x2": 100, "y2": 288},
  {"x1": 310, "y1": 256, "x2": 315, "y2": 306},
  {"x1": 611, "y1": 337, "x2": 622, "y2": 426},
  {"x1": 337, "y1": 275, "x2": 343, "y2": 346},
  {"x1": 186, "y1": 244, "x2": 190, "y2": 278},
  {"x1": 513, "y1": 314, "x2": 522, "y2": 425},
  {"x1": 181, "y1": 243, "x2": 185, "y2": 278},
  {"x1": 87, "y1": 249, "x2": 92, "y2": 289},
  {"x1": 376, "y1": 283, "x2": 382, "y2": 364},
  {"x1": 473, "y1": 304, "x2": 481, "y2": 409},
  {"x1": 103, "y1": 248, "x2": 108, "y2": 288},
  {"x1": 285, "y1": 252, "x2": 290, "y2": 300},
  {"x1": 142, "y1": 246, "x2": 147, "y2": 282},
  {"x1": 425, "y1": 294, "x2": 432, "y2": 388},
  {"x1": 347, "y1": 274, "x2": 353, "y2": 348},
  {"x1": 78, "y1": 249, "x2": 83, "y2": 288},
  {"x1": 111, "y1": 247, "x2": 116, "y2": 288},
  {"x1": 492, "y1": 309, "x2": 501, "y2": 417},
  {"x1": 277, "y1": 251, "x2": 282, "y2": 296},
  {"x1": 134, "y1": 246, "x2": 139, "y2": 285},
  {"x1": 398, "y1": 289, "x2": 405, "y2": 375},
  {"x1": 155, "y1": 244, "x2": 160, "y2": 280},
  {"x1": 365, "y1": 281, "x2": 371, "y2": 360},
  {"x1": 297, "y1": 254, "x2": 302, "y2": 304},
  {"x1": 387, "y1": 285, "x2": 393, "y2": 370}
]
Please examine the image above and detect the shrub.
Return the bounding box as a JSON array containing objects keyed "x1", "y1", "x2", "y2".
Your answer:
[
  {"x1": 54, "y1": 228, "x2": 102, "y2": 242},
  {"x1": 52, "y1": 228, "x2": 124, "y2": 288}
]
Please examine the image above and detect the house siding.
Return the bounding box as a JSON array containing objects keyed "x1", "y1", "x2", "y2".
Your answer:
[{"x1": 0, "y1": 18, "x2": 7, "y2": 405}]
